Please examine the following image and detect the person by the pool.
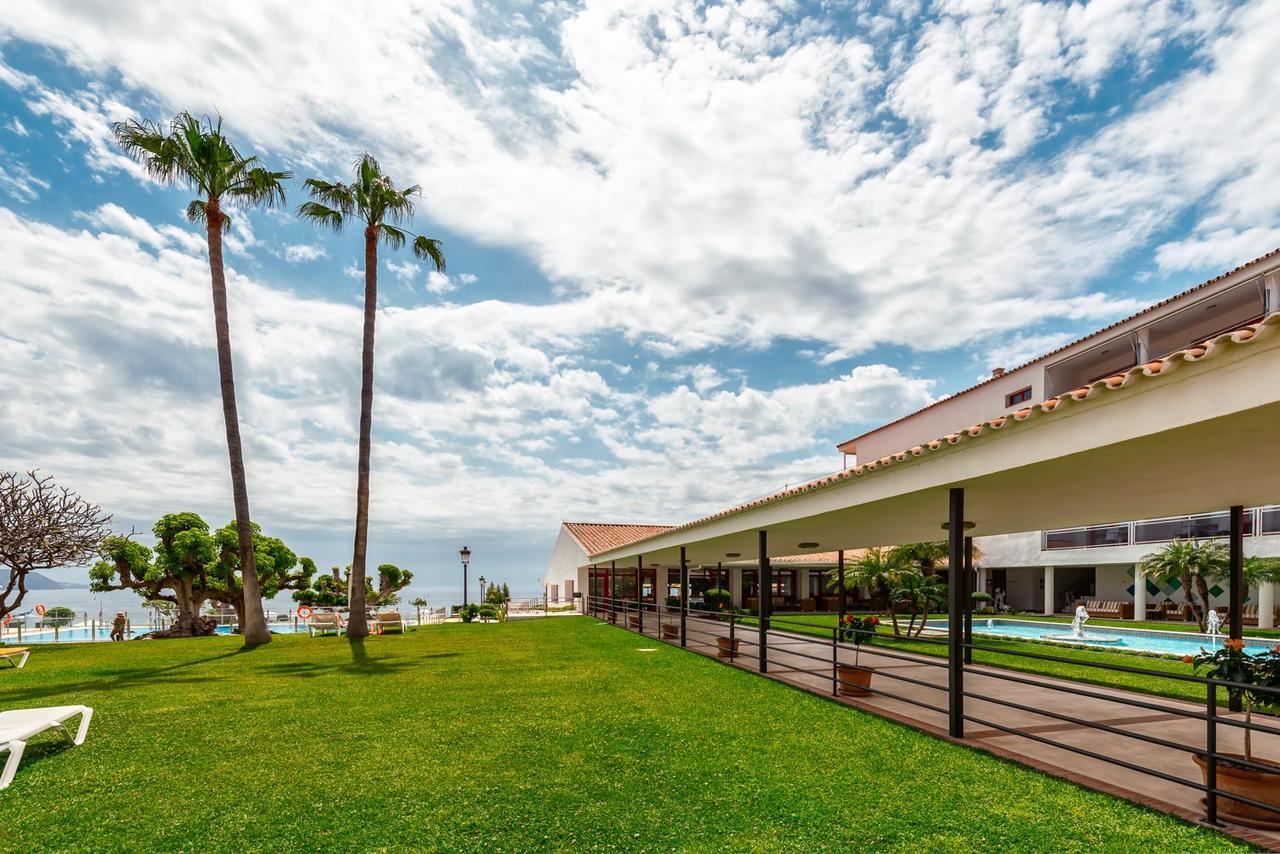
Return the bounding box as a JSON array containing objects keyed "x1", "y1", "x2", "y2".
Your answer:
[{"x1": 110, "y1": 612, "x2": 126, "y2": 642}]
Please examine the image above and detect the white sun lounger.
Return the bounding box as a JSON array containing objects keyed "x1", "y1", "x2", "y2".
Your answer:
[
  {"x1": 0, "y1": 705, "x2": 93, "y2": 789},
  {"x1": 374, "y1": 611, "x2": 407, "y2": 634},
  {"x1": 308, "y1": 613, "x2": 344, "y2": 637},
  {"x1": 1, "y1": 648, "x2": 30, "y2": 669}
]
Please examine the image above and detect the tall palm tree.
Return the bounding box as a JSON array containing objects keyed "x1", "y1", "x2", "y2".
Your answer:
[
  {"x1": 1140, "y1": 539, "x2": 1229, "y2": 631},
  {"x1": 112, "y1": 112, "x2": 289, "y2": 647},
  {"x1": 298, "y1": 154, "x2": 445, "y2": 638}
]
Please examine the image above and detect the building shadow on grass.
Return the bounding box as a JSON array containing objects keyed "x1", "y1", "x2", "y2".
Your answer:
[{"x1": 0, "y1": 649, "x2": 244, "y2": 705}]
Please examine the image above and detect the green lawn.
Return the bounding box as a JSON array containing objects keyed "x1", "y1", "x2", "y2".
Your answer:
[{"x1": 0, "y1": 618, "x2": 1242, "y2": 852}]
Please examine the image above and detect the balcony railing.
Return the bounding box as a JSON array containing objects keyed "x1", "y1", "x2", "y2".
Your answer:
[{"x1": 1044, "y1": 505, "x2": 1280, "y2": 550}]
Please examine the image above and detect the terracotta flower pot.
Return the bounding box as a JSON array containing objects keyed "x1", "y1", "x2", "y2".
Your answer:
[
  {"x1": 1194, "y1": 753, "x2": 1280, "y2": 828},
  {"x1": 716, "y1": 637, "x2": 740, "y2": 659},
  {"x1": 836, "y1": 663, "x2": 874, "y2": 697},
  {"x1": 661, "y1": 623, "x2": 679, "y2": 639}
]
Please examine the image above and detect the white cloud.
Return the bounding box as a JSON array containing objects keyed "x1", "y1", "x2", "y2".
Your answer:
[
  {"x1": 426, "y1": 270, "x2": 455, "y2": 294},
  {"x1": 6, "y1": 116, "x2": 28, "y2": 135},
  {"x1": 0, "y1": 0, "x2": 1255, "y2": 360},
  {"x1": 283, "y1": 242, "x2": 327, "y2": 263},
  {"x1": 0, "y1": 160, "x2": 48, "y2": 202}
]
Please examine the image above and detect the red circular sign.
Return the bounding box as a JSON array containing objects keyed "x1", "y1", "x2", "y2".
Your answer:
[{"x1": 34, "y1": 604, "x2": 46, "y2": 617}]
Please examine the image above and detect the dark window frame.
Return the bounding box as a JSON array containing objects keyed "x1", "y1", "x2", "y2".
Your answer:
[{"x1": 1005, "y1": 386, "x2": 1033, "y2": 407}]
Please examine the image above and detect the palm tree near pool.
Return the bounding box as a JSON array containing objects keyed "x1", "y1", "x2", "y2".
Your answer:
[
  {"x1": 298, "y1": 154, "x2": 445, "y2": 638},
  {"x1": 1140, "y1": 539, "x2": 1229, "y2": 632},
  {"x1": 835, "y1": 547, "x2": 908, "y2": 636},
  {"x1": 112, "y1": 112, "x2": 290, "y2": 647}
]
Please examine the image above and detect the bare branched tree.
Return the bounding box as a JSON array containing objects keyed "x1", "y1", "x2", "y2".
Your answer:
[{"x1": 0, "y1": 470, "x2": 111, "y2": 620}]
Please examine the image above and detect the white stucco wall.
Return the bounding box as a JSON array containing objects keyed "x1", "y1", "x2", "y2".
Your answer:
[
  {"x1": 852, "y1": 364, "x2": 1045, "y2": 462},
  {"x1": 544, "y1": 526, "x2": 589, "y2": 608}
]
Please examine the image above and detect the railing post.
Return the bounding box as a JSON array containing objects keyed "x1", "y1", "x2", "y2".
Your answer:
[
  {"x1": 637, "y1": 555, "x2": 644, "y2": 634},
  {"x1": 948, "y1": 487, "x2": 965, "y2": 739},
  {"x1": 679, "y1": 546, "x2": 688, "y2": 648},
  {"x1": 610, "y1": 561, "x2": 617, "y2": 624},
  {"x1": 831, "y1": 627, "x2": 839, "y2": 696},
  {"x1": 728, "y1": 611, "x2": 736, "y2": 661},
  {"x1": 1206, "y1": 680, "x2": 1219, "y2": 825},
  {"x1": 964, "y1": 536, "x2": 974, "y2": 665},
  {"x1": 1230, "y1": 505, "x2": 1244, "y2": 713},
  {"x1": 837, "y1": 549, "x2": 846, "y2": 628},
  {"x1": 759, "y1": 530, "x2": 770, "y2": 673}
]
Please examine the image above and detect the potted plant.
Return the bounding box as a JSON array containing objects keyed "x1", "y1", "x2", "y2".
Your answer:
[
  {"x1": 836, "y1": 615, "x2": 879, "y2": 696},
  {"x1": 716, "y1": 635, "x2": 739, "y2": 659},
  {"x1": 1190, "y1": 640, "x2": 1280, "y2": 828},
  {"x1": 971, "y1": 591, "x2": 994, "y2": 613}
]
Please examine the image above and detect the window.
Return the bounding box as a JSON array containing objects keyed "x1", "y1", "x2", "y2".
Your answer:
[{"x1": 1005, "y1": 386, "x2": 1032, "y2": 407}]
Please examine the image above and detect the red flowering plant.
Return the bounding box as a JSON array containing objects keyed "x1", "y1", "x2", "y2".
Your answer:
[
  {"x1": 841, "y1": 615, "x2": 880, "y2": 666},
  {"x1": 1191, "y1": 639, "x2": 1280, "y2": 763}
]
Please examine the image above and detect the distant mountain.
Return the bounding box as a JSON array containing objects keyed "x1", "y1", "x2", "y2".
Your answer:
[{"x1": 25, "y1": 571, "x2": 87, "y2": 590}]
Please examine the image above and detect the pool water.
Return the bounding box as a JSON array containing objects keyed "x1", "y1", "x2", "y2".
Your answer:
[
  {"x1": 0, "y1": 626, "x2": 150, "y2": 645},
  {"x1": 927, "y1": 618, "x2": 1278, "y2": 658},
  {"x1": 2, "y1": 622, "x2": 314, "y2": 645}
]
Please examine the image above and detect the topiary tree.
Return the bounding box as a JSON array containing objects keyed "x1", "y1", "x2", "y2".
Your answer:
[
  {"x1": 1, "y1": 470, "x2": 111, "y2": 622},
  {"x1": 293, "y1": 562, "x2": 412, "y2": 609},
  {"x1": 91, "y1": 512, "x2": 314, "y2": 637},
  {"x1": 41, "y1": 606, "x2": 76, "y2": 627}
]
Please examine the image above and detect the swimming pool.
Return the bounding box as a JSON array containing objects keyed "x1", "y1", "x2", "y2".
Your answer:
[
  {"x1": 0, "y1": 625, "x2": 151, "y2": 644},
  {"x1": 926, "y1": 618, "x2": 1278, "y2": 657},
  {"x1": 1, "y1": 622, "x2": 312, "y2": 645}
]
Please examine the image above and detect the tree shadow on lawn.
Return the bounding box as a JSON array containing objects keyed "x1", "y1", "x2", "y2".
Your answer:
[{"x1": 0, "y1": 649, "x2": 244, "y2": 706}]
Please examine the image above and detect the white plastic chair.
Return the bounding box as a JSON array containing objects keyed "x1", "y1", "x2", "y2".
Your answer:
[{"x1": 0, "y1": 705, "x2": 94, "y2": 788}]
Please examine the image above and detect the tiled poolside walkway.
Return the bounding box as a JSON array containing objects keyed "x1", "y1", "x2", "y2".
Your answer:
[{"x1": 606, "y1": 609, "x2": 1280, "y2": 850}]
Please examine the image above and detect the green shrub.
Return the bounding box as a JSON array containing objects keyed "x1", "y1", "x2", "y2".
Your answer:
[
  {"x1": 477, "y1": 604, "x2": 500, "y2": 621},
  {"x1": 704, "y1": 588, "x2": 731, "y2": 611}
]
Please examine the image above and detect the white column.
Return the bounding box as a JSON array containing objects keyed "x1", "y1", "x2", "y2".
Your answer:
[
  {"x1": 1043, "y1": 566, "x2": 1055, "y2": 616},
  {"x1": 1133, "y1": 564, "x2": 1146, "y2": 621},
  {"x1": 730, "y1": 567, "x2": 744, "y2": 608},
  {"x1": 1260, "y1": 582, "x2": 1276, "y2": 630}
]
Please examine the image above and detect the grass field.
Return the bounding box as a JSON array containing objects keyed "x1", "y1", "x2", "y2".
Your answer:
[{"x1": 0, "y1": 617, "x2": 1243, "y2": 852}]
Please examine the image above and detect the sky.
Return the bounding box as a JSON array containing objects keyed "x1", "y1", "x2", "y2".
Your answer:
[{"x1": 0, "y1": 0, "x2": 1278, "y2": 596}]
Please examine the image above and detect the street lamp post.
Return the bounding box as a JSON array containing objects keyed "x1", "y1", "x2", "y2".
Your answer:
[
  {"x1": 479, "y1": 575, "x2": 487, "y2": 604},
  {"x1": 460, "y1": 546, "x2": 471, "y2": 608}
]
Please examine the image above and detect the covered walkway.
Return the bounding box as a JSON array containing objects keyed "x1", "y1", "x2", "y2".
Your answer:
[
  {"x1": 581, "y1": 313, "x2": 1280, "y2": 846},
  {"x1": 604, "y1": 604, "x2": 1280, "y2": 848}
]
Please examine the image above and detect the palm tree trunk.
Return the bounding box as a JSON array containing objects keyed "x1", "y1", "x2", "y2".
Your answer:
[
  {"x1": 1195, "y1": 574, "x2": 1212, "y2": 634},
  {"x1": 347, "y1": 228, "x2": 378, "y2": 639},
  {"x1": 206, "y1": 202, "x2": 270, "y2": 647}
]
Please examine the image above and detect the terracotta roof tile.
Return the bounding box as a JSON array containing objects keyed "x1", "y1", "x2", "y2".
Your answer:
[
  {"x1": 589, "y1": 312, "x2": 1279, "y2": 560},
  {"x1": 836, "y1": 248, "x2": 1280, "y2": 452},
  {"x1": 564, "y1": 522, "x2": 676, "y2": 555}
]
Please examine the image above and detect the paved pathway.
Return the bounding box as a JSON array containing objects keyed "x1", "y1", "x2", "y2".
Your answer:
[{"x1": 601, "y1": 607, "x2": 1280, "y2": 849}]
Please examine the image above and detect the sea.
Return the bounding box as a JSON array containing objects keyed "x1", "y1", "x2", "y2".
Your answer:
[{"x1": 13, "y1": 580, "x2": 546, "y2": 622}]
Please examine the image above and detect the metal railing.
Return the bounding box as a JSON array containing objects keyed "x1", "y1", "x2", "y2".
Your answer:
[
  {"x1": 1044, "y1": 504, "x2": 1279, "y2": 550},
  {"x1": 587, "y1": 592, "x2": 1280, "y2": 831}
]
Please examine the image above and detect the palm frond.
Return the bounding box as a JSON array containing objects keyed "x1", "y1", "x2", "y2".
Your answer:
[
  {"x1": 378, "y1": 223, "x2": 408, "y2": 251},
  {"x1": 297, "y1": 201, "x2": 346, "y2": 231},
  {"x1": 228, "y1": 166, "x2": 292, "y2": 208},
  {"x1": 111, "y1": 118, "x2": 184, "y2": 184},
  {"x1": 302, "y1": 178, "x2": 356, "y2": 216},
  {"x1": 411, "y1": 236, "x2": 446, "y2": 271},
  {"x1": 184, "y1": 199, "x2": 208, "y2": 225}
]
